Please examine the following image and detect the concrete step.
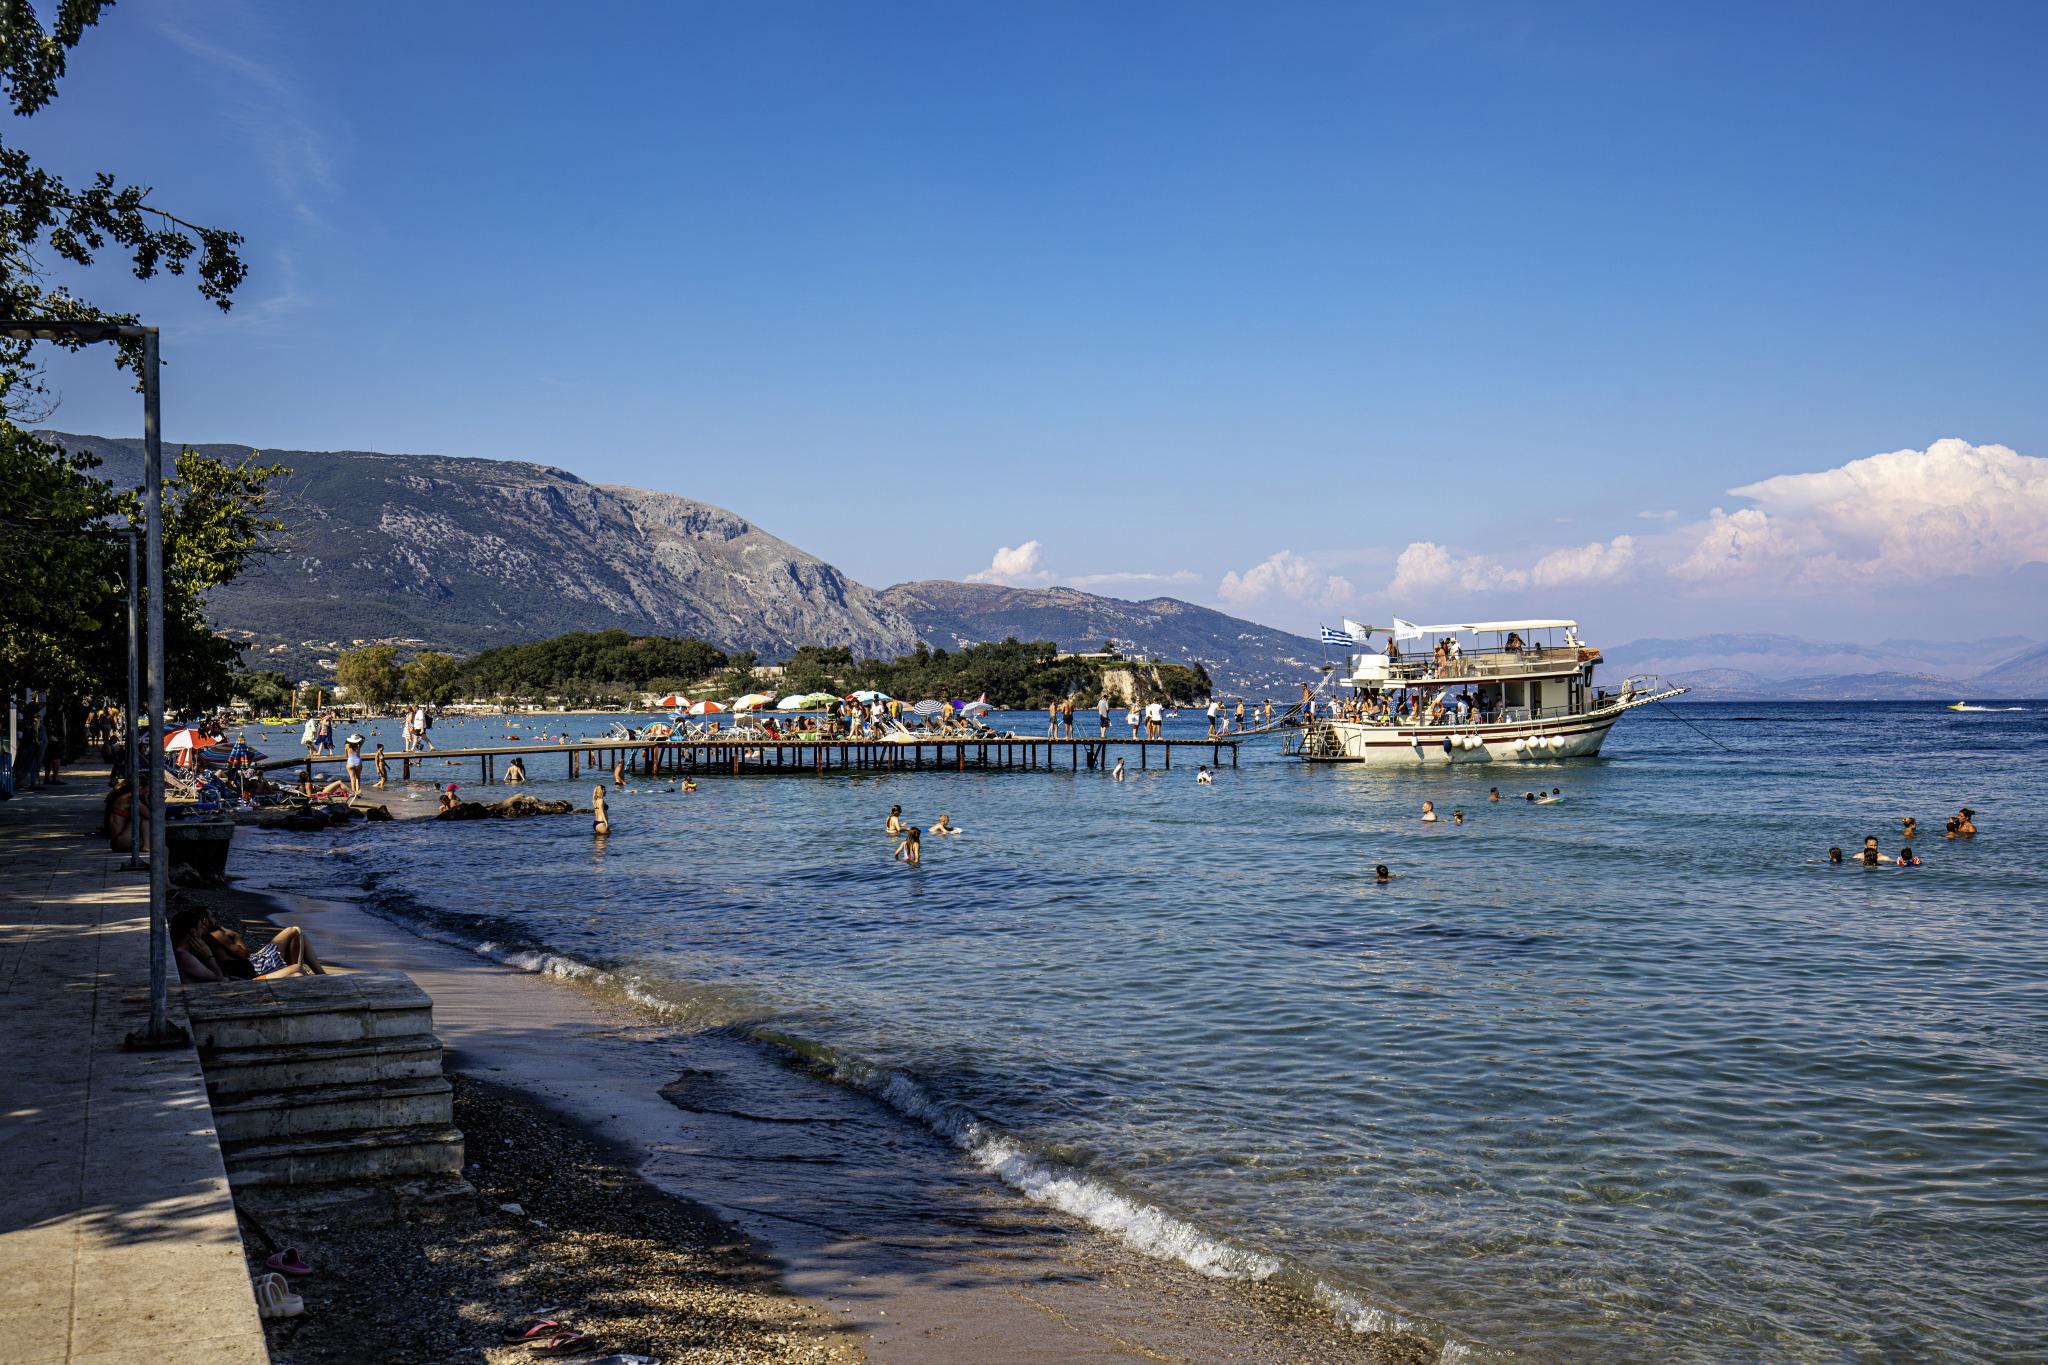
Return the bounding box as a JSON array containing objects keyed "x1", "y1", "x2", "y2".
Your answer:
[
  {"x1": 220, "y1": 1124, "x2": 466, "y2": 1187},
  {"x1": 181, "y1": 971, "x2": 434, "y2": 1049},
  {"x1": 210, "y1": 1075, "x2": 454, "y2": 1142},
  {"x1": 202, "y1": 1034, "x2": 445, "y2": 1097}
]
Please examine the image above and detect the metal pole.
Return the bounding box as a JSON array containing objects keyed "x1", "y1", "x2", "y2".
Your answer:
[
  {"x1": 123, "y1": 529, "x2": 141, "y2": 871},
  {"x1": 142, "y1": 328, "x2": 168, "y2": 1040}
]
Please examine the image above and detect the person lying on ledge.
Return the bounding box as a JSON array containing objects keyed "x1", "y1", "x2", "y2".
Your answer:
[{"x1": 171, "y1": 908, "x2": 326, "y2": 982}]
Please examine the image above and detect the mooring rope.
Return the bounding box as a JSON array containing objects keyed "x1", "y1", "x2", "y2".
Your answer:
[{"x1": 1655, "y1": 699, "x2": 1736, "y2": 752}]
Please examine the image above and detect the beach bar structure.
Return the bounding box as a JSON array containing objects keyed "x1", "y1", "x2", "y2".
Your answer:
[{"x1": 259, "y1": 735, "x2": 1241, "y2": 786}]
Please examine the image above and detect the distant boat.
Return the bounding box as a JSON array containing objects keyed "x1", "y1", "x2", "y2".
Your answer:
[{"x1": 1949, "y1": 701, "x2": 2023, "y2": 711}]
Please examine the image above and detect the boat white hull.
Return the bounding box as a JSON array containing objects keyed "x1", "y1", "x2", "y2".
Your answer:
[{"x1": 1289, "y1": 690, "x2": 1687, "y2": 765}]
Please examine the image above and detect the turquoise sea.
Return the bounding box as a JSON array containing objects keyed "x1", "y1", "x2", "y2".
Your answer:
[{"x1": 242, "y1": 701, "x2": 2047, "y2": 1362}]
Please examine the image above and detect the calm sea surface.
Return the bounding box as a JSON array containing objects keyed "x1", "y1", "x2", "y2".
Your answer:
[{"x1": 245, "y1": 702, "x2": 2047, "y2": 1362}]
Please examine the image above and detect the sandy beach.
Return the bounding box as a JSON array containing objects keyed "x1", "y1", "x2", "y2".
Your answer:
[{"x1": 226, "y1": 799, "x2": 1435, "y2": 1365}]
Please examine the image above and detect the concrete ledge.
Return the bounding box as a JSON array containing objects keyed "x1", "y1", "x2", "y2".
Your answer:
[
  {"x1": 201, "y1": 1035, "x2": 445, "y2": 1095},
  {"x1": 210, "y1": 1075, "x2": 454, "y2": 1141},
  {"x1": 180, "y1": 970, "x2": 433, "y2": 1048},
  {"x1": 220, "y1": 1124, "x2": 466, "y2": 1187}
]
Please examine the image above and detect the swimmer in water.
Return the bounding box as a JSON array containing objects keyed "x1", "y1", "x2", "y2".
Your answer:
[
  {"x1": 886, "y1": 804, "x2": 904, "y2": 834},
  {"x1": 1422, "y1": 800, "x2": 1437, "y2": 822},
  {"x1": 1859, "y1": 836, "x2": 1890, "y2": 866},
  {"x1": 1195, "y1": 765, "x2": 1213, "y2": 785},
  {"x1": 1826, "y1": 846, "x2": 1845, "y2": 863},
  {"x1": 1537, "y1": 788, "x2": 1562, "y2": 804},
  {"x1": 1901, "y1": 816, "x2": 1919, "y2": 840},
  {"x1": 592, "y1": 785, "x2": 610, "y2": 836},
  {"x1": 505, "y1": 756, "x2": 526, "y2": 783},
  {"x1": 682, "y1": 779, "x2": 697, "y2": 792},
  {"x1": 1525, "y1": 792, "x2": 1536, "y2": 802},
  {"x1": 1955, "y1": 808, "x2": 1977, "y2": 836},
  {"x1": 1897, "y1": 846, "x2": 1920, "y2": 866},
  {"x1": 1488, "y1": 787, "x2": 1500, "y2": 802},
  {"x1": 1113, "y1": 757, "x2": 1126, "y2": 782},
  {"x1": 1452, "y1": 810, "x2": 1464, "y2": 825},
  {"x1": 893, "y1": 826, "x2": 921, "y2": 865},
  {"x1": 930, "y1": 814, "x2": 961, "y2": 835},
  {"x1": 612, "y1": 757, "x2": 625, "y2": 788},
  {"x1": 1375, "y1": 864, "x2": 1394, "y2": 882}
]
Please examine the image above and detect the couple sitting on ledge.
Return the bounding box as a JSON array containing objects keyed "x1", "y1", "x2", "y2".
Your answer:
[{"x1": 171, "y1": 905, "x2": 327, "y2": 983}]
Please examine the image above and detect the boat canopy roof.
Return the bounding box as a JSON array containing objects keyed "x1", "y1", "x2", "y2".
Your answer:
[{"x1": 1406, "y1": 618, "x2": 1578, "y2": 634}]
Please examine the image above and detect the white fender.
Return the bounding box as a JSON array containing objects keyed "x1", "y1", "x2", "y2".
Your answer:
[
  {"x1": 1512, "y1": 737, "x2": 1526, "y2": 752},
  {"x1": 1550, "y1": 734, "x2": 1565, "y2": 751}
]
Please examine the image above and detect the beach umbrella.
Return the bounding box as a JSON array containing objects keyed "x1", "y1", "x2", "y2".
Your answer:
[
  {"x1": 687, "y1": 700, "x2": 726, "y2": 715},
  {"x1": 219, "y1": 740, "x2": 266, "y2": 762},
  {"x1": 796, "y1": 691, "x2": 840, "y2": 708},
  {"x1": 730, "y1": 692, "x2": 777, "y2": 711},
  {"x1": 849, "y1": 690, "x2": 892, "y2": 702},
  {"x1": 909, "y1": 700, "x2": 947, "y2": 716},
  {"x1": 162, "y1": 728, "x2": 221, "y2": 752},
  {"x1": 654, "y1": 693, "x2": 689, "y2": 707},
  {"x1": 958, "y1": 699, "x2": 993, "y2": 717},
  {"x1": 775, "y1": 695, "x2": 809, "y2": 711}
]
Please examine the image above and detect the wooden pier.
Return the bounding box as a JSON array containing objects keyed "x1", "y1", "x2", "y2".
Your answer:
[{"x1": 256, "y1": 736, "x2": 1241, "y2": 786}]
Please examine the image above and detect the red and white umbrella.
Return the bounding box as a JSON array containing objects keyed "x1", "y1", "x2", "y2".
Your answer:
[
  {"x1": 729, "y1": 692, "x2": 777, "y2": 711},
  {"x1": 654, "y1": 694, "x2": 690, "y2": 707},
  {"x1": 163, "y1": 728, "x2": 221, "y2": 752},
  {"x1": 687, "y1": 699, "x2": 727, "y2": 715}
]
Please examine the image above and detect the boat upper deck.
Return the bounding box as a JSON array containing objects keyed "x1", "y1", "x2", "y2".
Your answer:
[{"x1": 1347, "y1": 645, "x2": 1603, "y2": 688}]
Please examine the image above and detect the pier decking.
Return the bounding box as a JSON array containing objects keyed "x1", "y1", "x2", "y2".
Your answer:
[{"x1": 257, "y1": 736, "x2": 1241, "y2": 784}]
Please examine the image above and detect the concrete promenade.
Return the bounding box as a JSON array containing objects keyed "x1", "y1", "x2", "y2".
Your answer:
[{"x1": 0, "y1": 771, "x2": 267, "y2": 1365}]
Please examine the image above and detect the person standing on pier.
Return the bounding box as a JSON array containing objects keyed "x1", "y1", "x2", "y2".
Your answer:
[
  {"x1": 344, "y1": 734, "x2": 364, "y2": 795},
  {"x1": 1127, "y1": 703, "x2": 1142, "y2": 739},
  {"x1": 1234, "y1": 698, "x2": 1245, "y2": 731},
  {"x1": 1048, "y1": 700, "x2": 1060, "y2": 737},
  {"x1": 1098, "y1": 694, "x2": 1111, "y2": 736},
  {"x1": 1206, "y1": 700, "x2": 1221, "y2": 737},
  {"x1": 1146, "y1": 700, "x2": 1164, "y2": 738}
]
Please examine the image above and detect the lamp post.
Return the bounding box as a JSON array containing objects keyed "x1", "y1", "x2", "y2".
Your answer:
[{"x1": 1, "y1": 321, "x2": 174, "y2": 1044}]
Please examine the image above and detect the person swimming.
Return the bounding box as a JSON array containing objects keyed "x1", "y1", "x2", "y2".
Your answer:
[
  {"x1": 1375, "y1": 864, "x2": 1394, "y2": 882},
  {"x1": 930, "y1": 814, "x2": 961, "y2": 835},
  {"x1": 1452, "y1": 810, "x2": 1464, "y2": 824},
  {"x1": 1113, "y1": 757, "x2": 1126, "y2": 782},
  {"x1": 1524, "y1": 792, "x2": 1536, "y2": 802},
  {"x1": 1827, "y1": 846, "x2": 1844, "y2": 863},
  {"x1": 1859, "y1": 836, "x2": 1889, "y2": 866},
  {"x1": 893, "y1": 826, "x2": 921, "y2": 865},
  {"x1": 1195, "y1": 765, "x2": 1213, "y2": 785},
  {"x1": 886, "y1": 804, "x2": 904, "y2": 834},
  {"x1": 682, "y1": 779, "x2": 697, "y2": 792},
  {"x1": 1955, "y1": 808, "x2": 1977, "y2": 836},
  {"x1": 1488, "y1": 787, "x2": 1500, "y2": 802},
  {"x1": 1536, "y1": 788, "x2": 1562, "y2": 804},
  {"x1": 1897, "y1": 846, "x2": 1921, "y2": 866},
  {"x1": 1422, "y1": 800, "x2": 1437, "y2": 822}
]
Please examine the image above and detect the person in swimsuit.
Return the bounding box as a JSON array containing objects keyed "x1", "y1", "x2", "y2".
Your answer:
[
  {"x1": 344, "y1": 734, "x2": 364, "y2": 794},
  {"x1": 1452, "y1": 810, "x2": 1464, "y2": 824},
  {"x1": 1195, "y1": 766, "x2": 1213, "y2": 785},
  {"x1": 1900, "y1": 816, "x2": 1918, "y2": 841},
  {"x1": 612, "y1": 756, "x2": 625, "y2": 787},
  {"x1": 1375, "y1": 864, "x2": 1393, "y2": 882},
  {"x1": 930, "y1": 814, "x2": 961, "y2": 835},
  {"x1": 373, "y1": 743, "x2": 388, "y2": 788},
  {"x1": 591, "y1": 785, "x2": 610, "y2": 836},
  {"x1": 1488, "y1": 787, "x2": 1499, "y2": 802},
  {"x1": 1897, "y1": 847, "x2": 1921, "y2": 866},
  {"x1": 1859, "y1": 836, "x2": 1890, "y2": 865},
  {"x1": 1827, "y1": 846, "x2": 1845, "y2": 863},
  {"x1": 887, "y1": 804, "x2": 904, "y2": 834},
  {"x1": 1113, "y1": 757, "x2": 1126, "y2": 782},
  {"x1": 682, "y1": 779, "x2": 697, "y2": 791},
  {"x1": 893, "y1": 826, "x2": 921, "y2": 865},
  {"x1": 1422, "y1": 800, "x2": 1437, "y2": 822},
  {"x1": 1954, "y1": 808, "x2": 1977, "y2": 836},
  {"x1": 505, "y1": 756, "x2": 526, "y2": 783}
]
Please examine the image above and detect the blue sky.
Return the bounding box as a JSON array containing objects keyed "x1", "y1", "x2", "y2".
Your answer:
[{"x1": 21, "y1": 0, "x2": 2048, "y2": 643}]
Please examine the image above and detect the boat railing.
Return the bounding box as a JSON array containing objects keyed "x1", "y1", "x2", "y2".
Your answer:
[{"x1": 1351, "y1": 647, "x2": 1598, "y2": 686}]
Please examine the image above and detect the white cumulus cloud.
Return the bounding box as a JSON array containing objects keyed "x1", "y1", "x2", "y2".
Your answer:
[
  {"x1": 1669, "y1": 439, "x2": 2048, "y2": 587},
  {"x1": 1217, "y1": 551, "x2": 1355, "y2": 608},
  {"x1": 1387, "y1": 536, "x2": 1637, "y2": 596},
  {"x1": 964, "y1": 540, "x2": 1057, "y2": 586}
]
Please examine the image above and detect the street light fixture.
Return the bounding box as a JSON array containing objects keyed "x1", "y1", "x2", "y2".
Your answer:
[{"x1": 1, "y1": 320, "x2": 176, "y2": 1045}]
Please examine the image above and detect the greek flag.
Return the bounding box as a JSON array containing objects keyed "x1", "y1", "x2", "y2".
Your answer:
[{"x1": 1321, "y1": 626, "x2": 1354, "y2": 647}]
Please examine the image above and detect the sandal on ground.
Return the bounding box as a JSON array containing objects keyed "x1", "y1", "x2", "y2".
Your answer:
[
  {"x1": 253, "y1": 1272, "x2": 303, "y2": 1319},
  {"x1": 531, "y1": 1330, "x2": 596, "y2": 1355},
  {"x1": 266, "y1": 1247, "x2": 312, "y2": 1276},
  {"x1": 502, "y1": 1319, "x2": 563, "y2": 1343}
]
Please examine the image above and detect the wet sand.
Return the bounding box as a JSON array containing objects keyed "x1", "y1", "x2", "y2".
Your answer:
[{"x1": 226, "y1": 812, "x2": 1435, "y2": 1364}]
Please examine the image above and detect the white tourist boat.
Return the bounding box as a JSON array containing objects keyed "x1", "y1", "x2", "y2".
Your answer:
[{"x1": 1283, "y1": 618, "x2": 1689, "y2": 765}]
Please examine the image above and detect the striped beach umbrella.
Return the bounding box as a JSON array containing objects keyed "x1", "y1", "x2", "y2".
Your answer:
[{"x1": 909, "y1": 700, "x2": 947, "y2": 716}]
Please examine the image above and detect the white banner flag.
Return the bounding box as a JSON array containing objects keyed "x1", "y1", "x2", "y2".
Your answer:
[
  {"x1": 1342, "y1": 618, "x2": 1372, "y2": 641},
  {"x1": 1393, "y1": 618, "x2": 1423, "y2": 642}
]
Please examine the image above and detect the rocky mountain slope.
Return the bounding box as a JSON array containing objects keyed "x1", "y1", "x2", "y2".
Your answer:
[
  {"x1": 878, "y1": 581, "x2": 1328, "y2": 696},
  {"x1": 48, "y1": 431, "x2": 917, "y2": 680}
]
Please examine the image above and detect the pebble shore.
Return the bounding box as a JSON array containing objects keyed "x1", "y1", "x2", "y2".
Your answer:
[{"x1": 246, "y1": 1074, "x2": 861, "y2": 1364}]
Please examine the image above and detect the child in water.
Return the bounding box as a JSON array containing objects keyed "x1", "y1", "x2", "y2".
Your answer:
[
  {"x1": 1375, "y1": 864, "x2": 1394, "y2": 882},
  {"x1": 886, "y1": 804, "x2": 904, "y2": 834},
  {"x1": 893, "y1": 826, "x2": 921, "y2": 865},
  {"x1": 929, "y1": 814, "x2": 961, "y2": 835},
  {"x1": 1897, "y1": 846, "x2": 1920, "y2": 866},
  {"x1": 1195, "y1": 766, "x2": 1213, "y2": 785}
]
